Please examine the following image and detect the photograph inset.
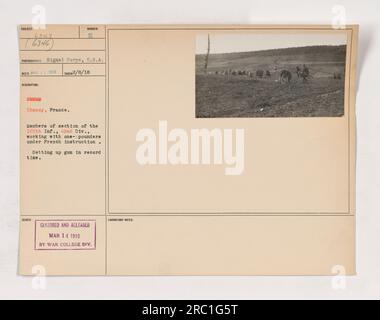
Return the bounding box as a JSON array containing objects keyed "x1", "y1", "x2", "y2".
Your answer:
[{"x1": 195, "y1": 32, "x2": 347, "y2": 118}]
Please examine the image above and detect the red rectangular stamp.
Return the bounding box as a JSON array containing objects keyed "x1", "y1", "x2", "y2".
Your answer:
[{"x1": 34, "y1": 220, "x2": 96, "y2": 251}]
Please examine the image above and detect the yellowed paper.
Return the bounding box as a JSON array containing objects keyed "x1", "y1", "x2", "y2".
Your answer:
[{"x1": 19, "y1": 25, "x2": 358, "y2": 276}]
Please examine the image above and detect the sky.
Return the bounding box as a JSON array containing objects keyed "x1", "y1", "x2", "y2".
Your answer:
[{"x1": 196, "y1": 31, "x2": 348, "y2": 54}]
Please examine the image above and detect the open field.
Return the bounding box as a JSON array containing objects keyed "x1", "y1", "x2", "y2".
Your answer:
[{"x1": 196, "y1": 45, "x2": 346, "y2": 117}]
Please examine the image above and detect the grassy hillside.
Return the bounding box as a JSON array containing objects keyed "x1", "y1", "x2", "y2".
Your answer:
[{"x1": 196, "y1": 45, "x2": 346, "y2": 74}]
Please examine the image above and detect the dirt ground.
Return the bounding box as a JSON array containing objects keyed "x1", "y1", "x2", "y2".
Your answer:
[{"x1": 196, "y1": 73, "x2": 345, "y2": 117}]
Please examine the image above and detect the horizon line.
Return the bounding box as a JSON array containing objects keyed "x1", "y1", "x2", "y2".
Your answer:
[{"x1": 196, "y1": 44, "x2": 347, "y2": 56}]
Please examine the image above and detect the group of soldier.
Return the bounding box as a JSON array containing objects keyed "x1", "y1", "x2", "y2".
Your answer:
[
  {"x1": 209, "y1": 64, "x2": 340, "y2": 83},
  {"x1": 211, "y1": 65, "x2": 310, "y2": 81}
]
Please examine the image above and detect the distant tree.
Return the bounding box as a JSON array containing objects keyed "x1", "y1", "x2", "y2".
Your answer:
[{"x1": 204, "y1": 34, "x2": 210, "y2": 74}]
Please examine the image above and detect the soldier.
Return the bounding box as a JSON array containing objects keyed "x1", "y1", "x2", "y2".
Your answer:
[
  {"x1": 302, "y1": 64, "x2": 309, "y2": 77},
  {"x1": 296, "y1": 66, "x2": 301, "y2": 78},
  {"x1": 300, "y1": 64, "x2": 310, "y2": 82}
]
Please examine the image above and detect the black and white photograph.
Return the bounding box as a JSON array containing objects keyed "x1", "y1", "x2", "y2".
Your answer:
[{"x1": 196, "y1": 32, "x2": 347, "y2": 118}]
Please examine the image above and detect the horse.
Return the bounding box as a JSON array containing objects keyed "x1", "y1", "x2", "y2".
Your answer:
[
  {"x1": 256, "y1": 70, "x2": 264, "y2": 78},
  {"x1": 280, "y1": 70, "x2": 292, "y2": 83}
]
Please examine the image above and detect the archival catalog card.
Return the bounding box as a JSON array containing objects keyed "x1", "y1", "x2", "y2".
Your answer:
[{"x1": 18, "y1": 25, "x2": 358, "y2": 275}]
